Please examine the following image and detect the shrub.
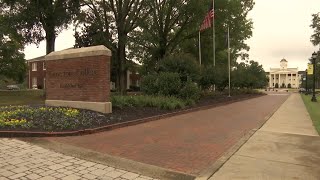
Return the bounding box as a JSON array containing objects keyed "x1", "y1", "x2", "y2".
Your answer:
[
  {"x1": 232, "y1": 61, "x2": 268, "y2": 89},
  {"x1": 159, "y1": 53, "x2": 200, "y2": 82},
  {"x1": 111, "y1": 95, "x2": 185, "y2": 110},
  {"x1": 111, "y1": 95, "x2": 133, "y2": 108},
  {"x1": 275, "y1": 83, "x2": 279, "y2": 88},
  {"x1": 179, "y1": 81, "x2": 201, "y2": 101},
  {"x1": 231, "y1": 89, "x2": 264, "y2": 95},
  {"x1": 141, "y1": 74, "x2": 158, "y2": 95},
  {"x1": 157, "y1": 72, "x2": 181, "y2": 96},
  {"x1": 288, "y1": 83, "x2": 292, "y2": 88},
  {"x1": 129, "y1": 85, "x2": 140, "y2": 92},
  {"x1": 199, "y1": 65, "x2": 227, "y2": 91},
  {"x1": 199, "y1": 66, "x2": 215, "y2": 90}
]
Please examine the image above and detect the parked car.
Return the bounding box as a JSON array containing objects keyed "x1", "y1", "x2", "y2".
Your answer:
[
  {"x1": 299, "y1": 88, "x2": 306, "y2": 93},
  {"x1": 7, "y1": 85, "x2": 20, "y2": 90}
]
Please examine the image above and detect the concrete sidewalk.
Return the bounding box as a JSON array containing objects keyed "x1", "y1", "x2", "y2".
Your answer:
[{"x1": 210, "y1": 93, "x2": 320, "y2": 180}]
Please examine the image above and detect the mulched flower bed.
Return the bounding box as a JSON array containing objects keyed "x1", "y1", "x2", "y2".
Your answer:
[{"x1": 0, "y1": 94, "x2": 261, "y2": 132}]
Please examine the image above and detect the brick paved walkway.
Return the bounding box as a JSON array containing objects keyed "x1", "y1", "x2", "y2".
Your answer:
[
  {"x1": 0, "y1": 138, "x2": 155, "y2": 180},
  {"x1": 44, "y1": 95, "x2": 289, "y2": 176}
]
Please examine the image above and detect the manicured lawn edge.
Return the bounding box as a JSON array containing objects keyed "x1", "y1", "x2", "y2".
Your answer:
[
  {"x1": 0, "y1": 94, "x2": 265, "y2": 137},
  {"x1": 301, "y1": 94, "x2": 320, "y2": 134}
]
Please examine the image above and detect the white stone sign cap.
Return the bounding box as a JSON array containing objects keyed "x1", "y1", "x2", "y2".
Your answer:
[{"x1": 45, "y1": 45, "x2": 111, "y2": 61}]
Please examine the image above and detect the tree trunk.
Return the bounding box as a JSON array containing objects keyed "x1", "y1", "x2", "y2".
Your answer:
[
  {"x1": 118, "y1": 38, "x2": 127, "y2": 95},
  {"x1": 46, "y1": 28, "x2": 56, "y2": 55}
]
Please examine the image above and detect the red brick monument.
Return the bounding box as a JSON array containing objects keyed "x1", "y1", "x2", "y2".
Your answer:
[{"x1": 45, "y1": 45, "x2": 112, "y2": 113}]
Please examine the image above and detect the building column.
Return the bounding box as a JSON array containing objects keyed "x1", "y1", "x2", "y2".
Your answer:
[
  {"x1": 272, "y1": 74, "x2": 275, "y2": 87},
  {"x1": 279, "y1": 73, "x2": 281, "y2": 87},
  {"x1": 28, "y1": 63, "x2": 31, "y2": 89},
  {"x1": 296, "y1": 73, "x2": 299, "y2": 88},
  {"x1": 286, "y1": 73, "x2": 288, "y2": 87}
]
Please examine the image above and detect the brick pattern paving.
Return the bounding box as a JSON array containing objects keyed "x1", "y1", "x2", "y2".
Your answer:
[
  {"x1": 0, "y1": 138, "x2": 155, "y2": 180},
  {"x1": 46, "y1": 95, "x2": 289, "y2": 175}
]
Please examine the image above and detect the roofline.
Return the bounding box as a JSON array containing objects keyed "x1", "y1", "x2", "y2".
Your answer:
[{"x1": 26, "y1": 56, "x2": 45, "y2": 62}]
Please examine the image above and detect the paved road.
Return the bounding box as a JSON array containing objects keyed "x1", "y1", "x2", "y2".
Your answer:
[
  {"x1": 43, "y1": 94, "x2": 288, "y2": 176},
  {"x1": 0, "y1": 138, "x2": 155, "y2": 180},
  {"x1": 211, "y1": 93, "x2": 320, "y2": 180}
]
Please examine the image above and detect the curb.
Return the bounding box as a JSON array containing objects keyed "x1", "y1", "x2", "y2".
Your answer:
[
  {"x1": 1, "y1": 94, "x2": 264, "y2": 137},
  {"x1": 195, "y1": 93, "x2": 290, "y2": 180}
]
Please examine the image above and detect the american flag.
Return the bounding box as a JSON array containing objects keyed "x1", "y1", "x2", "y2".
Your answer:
[{"x1": 200, "y1": 7, "x2": 214, "y2": 32}]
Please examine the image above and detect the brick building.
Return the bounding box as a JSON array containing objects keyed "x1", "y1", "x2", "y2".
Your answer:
[
  {"x1": 27, "y1": 55, "x2": 141, "y2": 90},
  {"x1": 27, "y1": 56, "x2": 46, "y2": 89}
]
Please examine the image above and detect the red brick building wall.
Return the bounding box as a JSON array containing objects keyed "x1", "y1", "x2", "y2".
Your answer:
[{"x1": 27, "y1": 59, "x2": 46, "y2": 89}]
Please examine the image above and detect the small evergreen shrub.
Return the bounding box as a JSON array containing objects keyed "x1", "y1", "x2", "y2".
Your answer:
[
  {"x1": 179, "y1": 81, "x2": 201, "y2": 101},
  {"x1": 141, "y1": 74, "x2": 158, "y2": 95},
  {"x1": 157, "y1": 72, "x2": 181, "y2": 96}
]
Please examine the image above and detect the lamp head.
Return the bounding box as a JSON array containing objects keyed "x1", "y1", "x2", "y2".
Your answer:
[{"x1": 312, "y1": 52, "x2": 317, "y2": 59}]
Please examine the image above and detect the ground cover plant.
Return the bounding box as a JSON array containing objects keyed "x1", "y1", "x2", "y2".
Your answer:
[
  {"x1": 111, "y1": 95, "x2": 186, "y2": 110},
  {"x1": 301, "y1": 94, "x2": 320, "y2": 134},
  {"x1": 0, "y1": 105, "x2": 112, "y2": 131}
]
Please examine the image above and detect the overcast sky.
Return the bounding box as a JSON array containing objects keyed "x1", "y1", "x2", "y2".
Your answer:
[{"x1": 24, "y1": 0, "x2": 320, "y2": 72}]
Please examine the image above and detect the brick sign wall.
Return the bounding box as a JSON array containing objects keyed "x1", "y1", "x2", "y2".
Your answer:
[
  {"x1": 45, "y1": 46, "x2": 112, "y2": 113},
  {"x1": 46, "y1": 56, "x2": 110, "y2": 102}
]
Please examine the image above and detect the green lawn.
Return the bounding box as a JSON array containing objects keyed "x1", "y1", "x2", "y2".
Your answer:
[
  {"x1": 0, "y1": 90, "x2": 45, "y2": 106},
  {"x1": 301, "y1": 94, "x2": 320, "y2": 134}
]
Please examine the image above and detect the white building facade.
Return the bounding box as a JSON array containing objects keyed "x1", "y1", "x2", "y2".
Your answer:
[{"x1": 269, "y1": 59, "x2": 302, "y2": 88}]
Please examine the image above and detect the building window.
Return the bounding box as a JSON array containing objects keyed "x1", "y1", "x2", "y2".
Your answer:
[
  {"x1": 32, "y1": 62, "x2": 37, "y2": 71},
  {"x1": 43, "y1": 62, "x2": 46, "y2": 70},
  {"x1": 32, "y1": 77, "x2": 37, "y2": 88}
]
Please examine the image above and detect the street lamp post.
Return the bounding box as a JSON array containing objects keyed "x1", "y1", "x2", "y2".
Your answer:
[
  {"x1": 311, "y1": 52, "x2": 317, "y2": 102},
  {"x1": 305, "y1": 69, "x2": 308, "y2": 95}
]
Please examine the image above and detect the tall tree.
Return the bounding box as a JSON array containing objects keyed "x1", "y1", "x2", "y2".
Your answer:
[
  {"x1": 310, "y1": 13, "x2": 320, "y2": 81},
  {"x1": 184, "y1": 0, "x2": 254, "y2": 66},
  {"x1": 0, "y1": 16, "x2": 26, "y2": 82},
  {"x1": 0, "y1": 0, "x2": 80, "y2": 54},
  {"x1": 128, "y1": 0, "x2": 203, "y2": 68},
  {"x1": 75, "y1": 0, "x2": 149, "y2": 94},
  {"x1": 131, "y1": 0, "x2": 254, "y2": 70},
  {"x1": 311, "y1": 12, "x2": 320, "y2": 46}
]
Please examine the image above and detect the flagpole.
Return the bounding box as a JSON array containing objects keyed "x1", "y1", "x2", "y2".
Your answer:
[
  {"x1": 228, "y1": 25, "x2": 231, "y2": 97},
  {"x1": 212, "y1": 0, "x2": 216, "y2": 92},
  {"x1": 199, "y1": 31, "x2": 202, "y2": 65},
  {"x1": 213, "y1": 0, "x2": 215, "y2": 66}
]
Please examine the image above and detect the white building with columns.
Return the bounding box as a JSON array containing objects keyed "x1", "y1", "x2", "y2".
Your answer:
[{"x1": 268, "y1": 59, "x2": 302, "y2": 88}]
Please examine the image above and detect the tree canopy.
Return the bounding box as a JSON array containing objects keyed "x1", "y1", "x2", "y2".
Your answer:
[
  {"x1": 0, "y1": 0, "x2": 81, "y2": 54},
  {"x1": 74, "y1": 0, "x2": 255, "y2": 93},
  {"x1": 311, "y1": 12, "x2": 320, "y2": 46},
  {"x1": 0, "y1": 15, "x2": 26, "y2": 83},
  {"x1": 75, "y1": 0, "x2": 149, "y2": 94},
  {"x1": 128, "y1": 0, "x2": 203, "y2": 65}
]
